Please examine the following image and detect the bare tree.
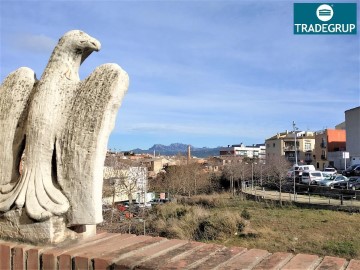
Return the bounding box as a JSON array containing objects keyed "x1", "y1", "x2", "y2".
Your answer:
[
  {"x1": 262, "y1": 156, "x2": 291, "y2": 204},
  {"x1": 150, "y1": 163, "x2": 210, "y2": 197},
  {"x1": 222, "y1": 157, "x2": 250, "y2": 195}
]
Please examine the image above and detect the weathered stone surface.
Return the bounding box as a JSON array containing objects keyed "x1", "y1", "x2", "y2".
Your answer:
[
  {"x1": 0, "y1": 209, "x2": 88, "y2": 244},
  {"x1": 0, "y1": 30, "x2": 129, "y2": 243}
]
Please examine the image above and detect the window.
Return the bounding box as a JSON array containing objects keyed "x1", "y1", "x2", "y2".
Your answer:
[
  {"x1": 304, "y1": 142, "x2": 311, "y2": 151},
  {"x1": 273, "y1": 143, "x2": 275, "y2": 147}
]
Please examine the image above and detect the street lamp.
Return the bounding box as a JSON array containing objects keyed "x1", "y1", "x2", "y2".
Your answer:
[
  {"x1": 251, "y1": 162, "x2": 254, "y2": 190},
  {"x1": 292, "y1": 121, "x2": 298, "y2": 200},
  {"x1": 293, "y1": 121, "x2": 298, "y2": 166}
]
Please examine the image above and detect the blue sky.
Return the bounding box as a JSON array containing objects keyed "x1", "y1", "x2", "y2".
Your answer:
[{"x1": 1, "y1": 0, "x2": 359, "y2": 150}]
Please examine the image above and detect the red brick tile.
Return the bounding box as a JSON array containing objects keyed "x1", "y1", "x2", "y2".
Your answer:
[
  {"x1": 158, "y1": 243, "x2": 223, "y2": 270},
  {"x1": 220, "y1": 248, "x2": 270, "y2": 269},
  {"x1": 74, "y1": 255, "x2": 91, "y2": 269},
  {"x1": 93, "y1": 236, "x2": 164, "y2": 269},
  {"x1": 13, "y1": 245, "x2": 31, "y2": 270},
  {"x1": 27, "y1": 248, "x2": 43, "y2": 270},
  {"x1": 347, "y1": 259, "x2": 360, "y2": 270},
  {"x1": 114, "y1": 239, "x2": 187, "y2": 269},
  {"x1": 42, "y1": 232, "x2": 116, "y2": 269},
  {"x1": 253, "y1": 252, "x2": 293, "y2": 270},
  {"x1": 60, "y1": 234, "x2": 135, "y2": 269},
  {"x1": 282, "y1": 254, "x2": 320, "y2": 270},
  {"x1": 192, "y1": 246, "x2": 247, "y2": 270},
  {"x1": 316, "y1": 256, "x2": 347, "y2": 270},
  {"x1": 0, "y1": 242, "x2": 18, "y2": 270},
  {"x1": 138, "y1": 242, "x2": 204, "y2": 269}
]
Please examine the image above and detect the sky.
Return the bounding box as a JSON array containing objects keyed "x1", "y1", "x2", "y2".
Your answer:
[{"x1": 0, "y1": 0, "x2": 359, "y2": 151}]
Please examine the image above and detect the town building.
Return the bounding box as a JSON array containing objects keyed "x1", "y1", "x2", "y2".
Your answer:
[
  {"x1": 103, "y1": 166, "x2": 148, "y2": 204},
  {"x1": 345, "y1": 106, "x2": 360, "y2": 166},
  {"x1": 314, "y1": 129, "x2": 346, "y2": 170},
  {"x1": 219, "y1": 143, "x2": 266, "y2": 161},
  {"x1": 265, "y1": 131, "x2": 315, "y2": 165}
]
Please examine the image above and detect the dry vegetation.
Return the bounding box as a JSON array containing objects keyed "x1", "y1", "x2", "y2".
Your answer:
[
  {"x1": 200, "y1": 194, "x2": 360, "y2": 260},
  {"x1": 99, "y1": 193, "x2": 360, "y2": 260}
]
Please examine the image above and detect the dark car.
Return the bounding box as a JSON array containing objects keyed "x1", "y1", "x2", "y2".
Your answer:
[
  {"x1": 333, "y1": 176, "x2": 360, "y2": 190},
  {"x1": 342, "y1": 164, "x2": 360, "y2": 177}
]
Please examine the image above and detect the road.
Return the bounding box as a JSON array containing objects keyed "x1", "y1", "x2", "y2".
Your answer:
[{"x1": 242, "y1": 186, "x2": 360, "y2": 208}]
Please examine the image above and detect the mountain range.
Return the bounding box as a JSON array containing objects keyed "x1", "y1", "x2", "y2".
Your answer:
[{"x1": 131, "y1": 143, "x2": 222, "y2": 158}]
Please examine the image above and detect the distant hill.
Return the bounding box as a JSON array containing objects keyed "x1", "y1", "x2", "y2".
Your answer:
[{"x1": 131, "y1": 143, "x2": 222, "y2": 158}]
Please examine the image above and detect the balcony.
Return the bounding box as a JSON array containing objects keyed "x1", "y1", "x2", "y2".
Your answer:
[{"x1": 283, "y1": 146, "x2": 297, "y2": 151}]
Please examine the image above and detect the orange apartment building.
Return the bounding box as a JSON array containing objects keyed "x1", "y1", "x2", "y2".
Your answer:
[{"x1": 314, "y1": 129, "x2": 347, "y2": 170}]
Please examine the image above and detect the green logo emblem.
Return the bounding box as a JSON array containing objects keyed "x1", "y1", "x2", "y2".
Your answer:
[{"x1": 294, "y1": 3, "x2": 357, "y2": 34}]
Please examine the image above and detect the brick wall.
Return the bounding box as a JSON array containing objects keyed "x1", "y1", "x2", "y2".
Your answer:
[{"x1": 1, "y1": 233, "x2": 360, "y2": 269}]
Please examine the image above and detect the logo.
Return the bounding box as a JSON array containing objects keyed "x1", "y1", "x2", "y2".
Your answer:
[
  {"x1": 316, "y1": 4, "x2": 333, "y2": 21},
  {"x1": 294, "y1": 3, "x2": 357, "y2": 35}
]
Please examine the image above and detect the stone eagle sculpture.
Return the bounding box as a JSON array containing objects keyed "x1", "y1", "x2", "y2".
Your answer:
[{"x1": 0, "y1": 30, "x2": 129, "y2": 225}]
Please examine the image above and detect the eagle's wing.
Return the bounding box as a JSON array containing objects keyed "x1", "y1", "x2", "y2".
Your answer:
[
  {"x1": 0, "y1": 67, "x2": 35, "y2": 192},
  {"x1": 56, "y1": 63, "x2": 129, "y2": 225}
]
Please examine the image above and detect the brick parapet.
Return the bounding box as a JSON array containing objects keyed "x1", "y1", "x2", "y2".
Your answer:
[{"x1": 0, "y1": 234, "x2": 358, "y2": 269}]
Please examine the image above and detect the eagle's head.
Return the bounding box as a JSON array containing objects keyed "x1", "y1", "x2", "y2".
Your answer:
[{"x1": 58, "y1": 30, "x2": 101, "y2": 64}]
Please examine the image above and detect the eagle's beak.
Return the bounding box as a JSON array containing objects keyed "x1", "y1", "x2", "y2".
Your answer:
[{"x1": 81, "y1": 39, "x2": 101, "y2": 64}]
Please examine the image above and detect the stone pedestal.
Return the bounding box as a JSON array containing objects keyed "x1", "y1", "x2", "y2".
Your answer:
[{"x1": 0, "y1": 210, "x2": 96, "y2": 245}]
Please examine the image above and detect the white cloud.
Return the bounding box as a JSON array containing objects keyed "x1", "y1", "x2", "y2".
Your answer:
[{"x1": 13, "y1": 34, "x2": 56, "y2": 54}]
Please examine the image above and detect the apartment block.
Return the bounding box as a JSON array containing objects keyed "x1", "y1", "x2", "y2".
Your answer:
[
  {"x1": 345, "y1": 106, "x2": 360, "y2": 165},
  {"x1": 314, "y1": 129, "x2": 346, "y2": 170},
  {"x1": 265, "y1": 131, "x2": 315, "y2": 165},
  {"x1": 219, "y1": 143, "x2": 266, "y2": 161}
]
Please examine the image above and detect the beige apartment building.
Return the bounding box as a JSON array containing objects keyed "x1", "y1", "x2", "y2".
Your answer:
[{"x1": 265, "y1": 131, "x2": 315, "y2": 165}]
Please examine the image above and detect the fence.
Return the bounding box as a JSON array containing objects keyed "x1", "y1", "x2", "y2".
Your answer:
[{"x1": 242, "y1": 184, "x2": 360, "y2": 208}]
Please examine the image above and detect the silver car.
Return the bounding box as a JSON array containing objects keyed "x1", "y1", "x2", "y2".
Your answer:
[{"x1": 319, "y1": 175, "x2": 348, "y2": 187}]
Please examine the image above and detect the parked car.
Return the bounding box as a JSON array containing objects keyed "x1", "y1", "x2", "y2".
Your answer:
[
  {"x1": 293, "y1": 165, "x2": 316, "y2": 180},
  {"x1": 150, "y1": 198, "x2": 170, "y2": 205},
  {"x1": 333, "y1": 176, "x2": 360, "y2": 190},
  {"x1": 319, "y1": 175, "x2": 348, "y2": 187},
  {"x1": 323, "y1": 167, "x2": 337, "y2": 175},
  {"x1": 301, "y1": 170, "x2": 330, "y2": 185},
  {"x1": 342, "y1": 164, "x2": 360, "y2": 177}
]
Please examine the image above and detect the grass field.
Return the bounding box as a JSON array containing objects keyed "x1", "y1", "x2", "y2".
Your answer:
[
  {"x1": 202, "y1": 195, "x2": 360, "y2": 260},
  {"x1": 100, "y1": 193, "x2": 360, "y2": 260}
]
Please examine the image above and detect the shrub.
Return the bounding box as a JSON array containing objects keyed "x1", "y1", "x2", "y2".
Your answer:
[
  {"x1": 195, "y1": 211, "x2": 245, "y2": 241},
  {"x1": 241, "y1": 209, "x2": 251, "y2": 220},
  {"x1": 152, "y1": 202, "x2": 189, "y2": 220},
  {"x1": 179, "y1": 194, "x2": 225, "y2": 208}
]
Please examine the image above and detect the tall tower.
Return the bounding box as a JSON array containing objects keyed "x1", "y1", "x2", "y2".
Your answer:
[{"x1": 187, "y1": 145, "x2": 191, "y2": 164}]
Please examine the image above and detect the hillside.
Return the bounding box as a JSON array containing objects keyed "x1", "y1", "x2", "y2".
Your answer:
[{"x1": 131, "y1": 143, "x2": 222, "y2": 157}]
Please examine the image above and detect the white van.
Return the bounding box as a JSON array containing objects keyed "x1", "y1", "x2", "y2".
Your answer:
[
  {"x1": 301, "y1": 170, "x2": 330, "y2": 185},
  {"x1": 293, "y1": 165, "x2": 316, "y2": 179},
  {"x1": 293, "y1": 165, "x2": 315, "y2": 172}
]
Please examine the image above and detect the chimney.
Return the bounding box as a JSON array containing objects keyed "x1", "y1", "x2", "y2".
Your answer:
[{"x1": 187, "y1": 145, "x2": 191, "y2": 164}]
